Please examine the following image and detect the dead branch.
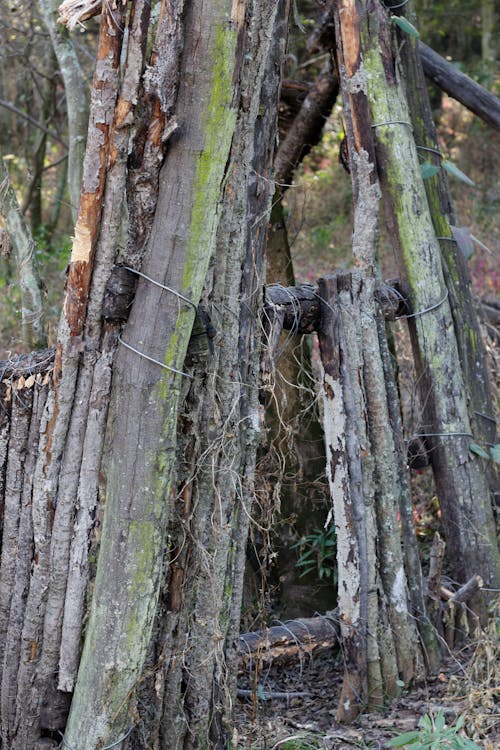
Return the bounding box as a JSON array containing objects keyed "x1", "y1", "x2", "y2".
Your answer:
[
  {"x1": 451, "y1": 574, "x2": 484, "y2": 604},
  {"x1": 57, "y1": 0, "x2": 104, "y2": 29},
  {"x1": 274, "y1": 61, "x2": 339, "y2": 187},
  {"x1": 419, "y1": 42, "x2": 500, "y2": 132}
]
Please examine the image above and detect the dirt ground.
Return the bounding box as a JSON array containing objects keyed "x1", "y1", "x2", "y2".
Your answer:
[{"x1": 234, "y1": 633, "x2": 499, "y2": 750}]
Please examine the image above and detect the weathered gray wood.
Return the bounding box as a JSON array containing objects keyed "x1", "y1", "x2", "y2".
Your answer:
[
  {"x1": 317, "y1": 274, "x2": 366, "y2": 722},
  {"x1": 399, "y1": 14, "x2": 499, "y2": 598},
  {"x1": 159, "y1": 5, "x2": 290, "y2": 747},
  {"x1": 0, "y1": 381, "x2": 49, "y2": 747},
  {"x1": 63, "y1": 1, "x2": 253, "y2": 746},
  {"x1": 7, "y1": 5, "x2": 130, "y2": 747},
  {"x1": 362, "y1": 2, "x2": 499, "y2": 603}
]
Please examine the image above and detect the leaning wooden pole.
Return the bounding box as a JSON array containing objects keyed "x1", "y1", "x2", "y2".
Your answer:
[
  {"x1": 396, "y1": 5, "x2": 499, "y2": 523},
  {"x1": 353, "y1": 0, "x2": 499, "y2": 608}
]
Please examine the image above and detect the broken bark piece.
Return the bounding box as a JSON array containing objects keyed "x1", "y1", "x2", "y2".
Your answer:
[{"x1": 101, "y1": 265, "x2": 137, "y2": 322}]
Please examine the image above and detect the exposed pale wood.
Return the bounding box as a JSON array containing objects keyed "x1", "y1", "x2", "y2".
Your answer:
[
  {"x1": 6, "y1": 6, "x2": 129, "y2": 747},
  {"x1": 318, "y1": 274, "x2": 366, "y2": 722},
  {"x1": 333, "y1": 0, "x2": 426, "y2": 715},
  {"x1": 63, "y1": 1, "x2": 257, "y2": 746}
]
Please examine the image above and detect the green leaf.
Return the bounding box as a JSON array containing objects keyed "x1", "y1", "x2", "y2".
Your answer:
[
  {"x1": 461, "y1": 740, "x2": 483, "y2": 750},
  {"x1": 442, "y1": 160, "x2": 475, "y2": 187},
  {"x1": 454, "y1": 716, "x2": 464, "y2": 731},
  {"x1": 434, "y1": 711, "x2": 446, "y2": 732},
  {"x1": 386, "y1": 731, "x2": 421, "y2": 747},
  {"x1": 489, "y1": 444, "x2": 500, "y2": 463},
  {"x1": 396, "y1": 679, "x2": 405, "y2": 687},
  {"x1": 257, "y1": 684, "x2": 267, "y2": 701},
  {"x1": 419, "y1": 714, "x2": 433, "y2": 732},
  {"x1": 392, "y1": 15, "x2": 420, "y2": 38},
  {"x1": 420, "y1": 161, "x2": 440, "y2": 180},
  {"x1": 469, "y1": 442, "x2": 490, "y2": 460}
]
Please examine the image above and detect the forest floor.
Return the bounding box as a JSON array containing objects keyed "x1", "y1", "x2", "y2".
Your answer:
[{"x1": 234, "y1": 619, "x2": 499, "y2": 750}]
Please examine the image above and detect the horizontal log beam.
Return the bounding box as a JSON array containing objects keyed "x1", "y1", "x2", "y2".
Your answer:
[
  {"x1": 237, "y1": 612, "x2": 339, "y2": 667},
  {"x1": 265, "y1": 280, "x2": 408, "y2": 333}
]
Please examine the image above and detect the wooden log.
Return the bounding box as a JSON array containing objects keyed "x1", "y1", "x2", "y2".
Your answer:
[
  {"x1": 450, "y1": 574, "x2": 484, "y2": 604},
  {"x1": 419, "y1": 42, "x2": 500, "y2": 132},
  {"x1": 264, "y1": 280, "x2": 407, "y2": 334},
  {"x1": 274, "y1": 60, "x2": 339, "y2": 187},
  {"x1": 426, "y1": 532, "x2": 445, "y2": 633},
  {"x1": 237, "y1": 613, "x2": 339, "y2": 668}
]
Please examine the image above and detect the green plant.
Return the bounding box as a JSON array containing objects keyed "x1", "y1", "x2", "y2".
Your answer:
[
  {"x1": 292, "y1": 525, "x2": 336, "y2": 581},
  {"x1": 386, "y1": 711, "x2": 482, "y2": 750}
]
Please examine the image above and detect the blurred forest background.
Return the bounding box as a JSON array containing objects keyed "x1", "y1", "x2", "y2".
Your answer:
[{"x1": 0, "y1": 0, "x2": 498, "y2": 351}]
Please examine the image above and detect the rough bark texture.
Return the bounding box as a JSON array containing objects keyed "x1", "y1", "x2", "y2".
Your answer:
[
  {"x1": 62, "y1": 1, "x2": 259, "y2": 747},
  {"x1": 265, "y1": 280, "x2": 406, "y2": 332},
  {"x1": 155, "y1": 5, "x2": 290, "y2": 748},
  {"x1": 238, "y1": 613, "x2": 339, "y2": 667},
  {"x1": 358, "y1": 1, "x2": 499, "y2": 603},
  {"x1": 398, "y1": 20, "x2": 499, "y2": 537},
  {"x1": 317, "y1": 275, "x2": 366, "y2": 722}
]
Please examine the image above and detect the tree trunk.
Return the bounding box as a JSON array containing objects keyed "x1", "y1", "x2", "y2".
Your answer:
[
  {"x1": 39, "y1": 0, "x2": 89, "y2": 220},
  {"x1": 354, "y1": 0, "x2": 499, "y2": 607},
  {"x1": 63, "y1": 1, "x2": 251, "y2": 746},
  {"x1": 0, "y1": 152, "x2": 46, "y2": 348},
  {"x1": 398, "y1": 13, "x2": 500, "y2": 550}
]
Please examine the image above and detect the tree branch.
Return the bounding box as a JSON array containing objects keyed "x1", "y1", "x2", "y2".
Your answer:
[{"x1": 419, "y1": 42, "x2": 500, "y2": 132}]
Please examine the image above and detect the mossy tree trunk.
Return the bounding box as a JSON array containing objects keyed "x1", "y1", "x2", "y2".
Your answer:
[
  {"x1": 396, "y1": 6, "x2": 499, "y2": 531},
  {"x1": 352, "y1": 0, "x2": 499, "y2": 609}
]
